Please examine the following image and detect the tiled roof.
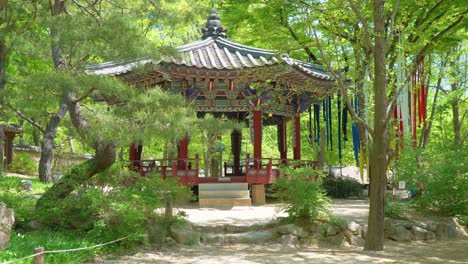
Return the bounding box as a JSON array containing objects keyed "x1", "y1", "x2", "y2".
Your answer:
[
  {"x1": 87, "y1": 38, "x2": 332, "y2": 81},
  {"x1": 86, "y1": 8, "x2": 333, "y2": 83}
]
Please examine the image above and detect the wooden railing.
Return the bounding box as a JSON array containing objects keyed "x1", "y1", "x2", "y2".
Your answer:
[
  {"x1": 130, "y1": 155, "x2": 200, "y2": 185},
  {"x1": 130, "y1": 153, "x2": 319, "y2": 185},
  {"x1": 243, "y1": 154, "x2": 319, "y2": 184}
]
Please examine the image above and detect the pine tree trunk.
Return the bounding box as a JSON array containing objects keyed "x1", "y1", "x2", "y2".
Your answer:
[
  {"x1": 0, "y1": 126, "x2": 4, "y2": 176},
  {"x1": 36, "y1": 141, "x2": 115, "y2": 210},
  {"x1": 38, "y1": 103, "x2": 68, "y2": 183},
  {"x1": 364, "y1": 0, "x2": 387, "y2": 251},
  {"x1": 37, "y1": 91, "x2": 116, "y2": 210},
  {"x1": 37, "y1": 0, "x2": 67, "y2": 182},
  {"x1": 0, "y1": 40, "x2": 6, "y2": 176},
  {"x1": 0, "y1": 41, "x2": 6, "y2": 115}
]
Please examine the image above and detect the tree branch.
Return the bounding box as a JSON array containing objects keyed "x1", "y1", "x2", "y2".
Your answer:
[
  {"x1": 71, "y1": 0, "x2": 102, "y2": 25},
  {"x1": 416, "y1": 11, "x2": 467, "y2": 58},
  {"x1": 347, "y1": 0, "x2": 374, "y2": 52},
  {"x1": 386, "y1": 0, "x2": 400, "y2": 46},
  {"x1": 310, "y1": 26, "x2": 374, "y2": 135},
  {"x1": 279, "y1": 7, "x2": 318, "y2": 63},
  {"x1": 73, "y1": 88, "x2": 96, "y2": 102},
  {"x1": 6, "y1": 102, "x2": 45, "y2": 133}
]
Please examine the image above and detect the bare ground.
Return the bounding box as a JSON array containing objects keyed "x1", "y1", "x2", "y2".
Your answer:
[
  {"x1": 94, "y1": 200, "x2": 468, "y2": 263},
  {"x1": 95, "y1": 239, "x2": 468, "y2": 264}
]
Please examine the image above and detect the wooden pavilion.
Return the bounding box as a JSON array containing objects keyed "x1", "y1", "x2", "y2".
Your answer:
[{"x1": 88, "y1": 8, "x2": 335, "y2": 205}]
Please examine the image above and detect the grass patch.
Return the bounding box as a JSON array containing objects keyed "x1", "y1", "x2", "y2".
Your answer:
[
  {"x1": 0, "y1": 176, "x2": 50, "y2": 222},
  {"x1": 0, "y1": 230, "x2": 124, "y2": 263},
  {"x1": 0, "y1": 176, "x2": 129, "y2": 263}
]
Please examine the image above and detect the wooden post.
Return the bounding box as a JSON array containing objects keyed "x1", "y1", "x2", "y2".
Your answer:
[
  {"x1": 34, "y1": 247, "x2": 44, "y2": 264},
  {"x1": 231, "y1": 130, "x2": 242, "y2": 175},
  {"x1": 293, "y1": 116, "x2": 301, "y2": 160},
  {"x1": 245, "y1": 153, "x2": 250, "y2": 175},
  {"x1": 178, "y1": 136, "x2": 189, "y2": 170},
  {"x1": 253, "y1": 110, "x2": 262, "y2": 168},
  {"x1": 277, "y1": 122, "x2": 287, "y2": 162}
]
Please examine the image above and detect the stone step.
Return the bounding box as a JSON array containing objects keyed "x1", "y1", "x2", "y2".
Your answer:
[
  {"x1": 199, "y1": 198, "x2": 251, "y2": 207},
  {"x1": 199, "y1": 190, "x2": 250, "y2": 199},
  {"x1": 199, "y1": 182, "x2": 249, "y2": 191}
]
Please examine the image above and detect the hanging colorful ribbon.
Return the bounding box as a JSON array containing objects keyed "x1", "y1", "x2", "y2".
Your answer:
[
  {"x1": 337, "y1": 92, "x2": 342, "y2": 162},
  {"x1": 324, "y1": 98, "x2": 329, "y2": 149},
  {"x1": 342, "y1": 106, "x2": 348, "y2": 142},
  {"x1": 410, "y1": 55, "x2": 426, "y2": 147},
  {"x1": 352, "y1": 123, "x2": 360, "y2": 166},
  {"x1": 314, "y1": 103, "x2": 321, "y2": 142},
  {"x1": 328, "y1": 96, "x2": 333, "y2": 151}
]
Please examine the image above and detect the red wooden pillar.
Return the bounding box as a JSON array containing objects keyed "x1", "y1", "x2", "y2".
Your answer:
[
  {"x1": 231, "y1": 130, "x2": 242, "y2": 175},
  {"x1": 129, "y1": 143, "x2": 142, "y2": 167},
  {"x1": 178, "y1": 136, "x2": 188, "y2": 170},
  {"x1": 253, "y1": 110, "x2": 262, "y2": 168},
  {"x1": 293, "y1": 116, "x2": 301, "y2": 160},
  {"x1": 277, "y1": 122, "x2": 287, "y2": 162}
]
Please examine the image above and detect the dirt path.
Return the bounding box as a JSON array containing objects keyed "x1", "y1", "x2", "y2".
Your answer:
[
  {"x1": 95, "y1": 239, "x2": 468, "y2": 263},
  {"x1": 94, "y1": 200, "x2": 468, "y2": 263},
  {"x1": 180, "y1": 199, "x2": 369, "y2": 227}
]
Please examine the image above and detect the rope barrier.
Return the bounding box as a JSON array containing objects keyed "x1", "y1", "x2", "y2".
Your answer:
[{"x1": 1, "y1": 236, "x2": 128, "y2": 264}]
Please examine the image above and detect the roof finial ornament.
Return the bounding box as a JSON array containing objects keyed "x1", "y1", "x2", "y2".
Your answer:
[{"x1": 201, "y1": 2, "x2": 227, "y2": 40}]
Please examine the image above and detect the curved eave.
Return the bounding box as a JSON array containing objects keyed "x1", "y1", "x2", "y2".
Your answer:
[
  {"x1": 86, "y1": 59, "x2": 155, "y2": 76},
  {"x1": 0, "y1": 124, "x2": 23, "y2": 134},
  {"x1": 86, "y1": 38, "x2": 334, "y2": 83}
]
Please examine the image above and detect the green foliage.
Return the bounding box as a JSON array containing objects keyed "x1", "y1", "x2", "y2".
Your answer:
[
  {"x1": 37, "y1": 163, "x2": 193, "y2": 245},
  {"x1": 322, "y1": 170, "x2": 363, "y2": 198},
  {"x1": 108, "y1": 87, "x2": 197, "y2": 146},
  {"x1": 394, "y1": 143, "x2": 468, "y2": 217},
  {"x1": 196, "y1": 114, "x2": 244, "y2": 177},
  {"x1": 8, "y1": 153, "x2": 37, "y2": 175},
  {"x1": 0, "y1": 176, "x2": 49, "y2": 223},
  {"x1": 270, "y1": 166, "x2": 331, "y2": 222},
  {"x1": 385, "y1": 196, "x2": 409, "y2": 220}
]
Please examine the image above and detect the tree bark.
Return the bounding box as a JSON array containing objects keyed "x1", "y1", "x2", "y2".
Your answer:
[
  {"x1": 0, "y1": 41, "x2": 6, "y2": 117},
  {"x1": 51, "y1": 0, "x2": 67, "y2": 70},
  {"x1": 0, "y1": 39, "x2": 6, "y2": 176},
  {"x1": 37, "y1": 89, "x2": 117, "y2": 210},
  {"x1": 37, "y1": 0, "x2": 68, "y2": 182},
  {"x1": 451, "y1": 82, "x2": 462, "y2": 145},
  {"x1": 0, "y1": 126, "x2": 4, "y2": 176},
  {"x1": 36, "y1": 141, "x2": 116, "y2": 210},
  {"x1": 364, "y1": 0, "x2": 387, "y2": 251},
  {"x1": 38, "y1": 102, "x2": 68, "y2": 183},
  {"x1": 420, "y1": 60, "x2": 444, "y2": 149}
]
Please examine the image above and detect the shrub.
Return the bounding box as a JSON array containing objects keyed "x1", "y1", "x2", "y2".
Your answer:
[
  {"x1": 394, "y1": 143, "x2": 467, "y2": 218},
  {"x1": 323, "y1": 170, "x2": 363, "y2": 198},
  {"x1": 37, "y1": 163, "x2": 193, "y2": 246},
  {"x1": 270, "y1": 166, "x2": 331, "y2": 222},
  {"x1": 8, "y1": 153, "x2": 37, "y2": 175},
  {"x1": 385, "y1": 196, "x2": 409, "y2": 219}
]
